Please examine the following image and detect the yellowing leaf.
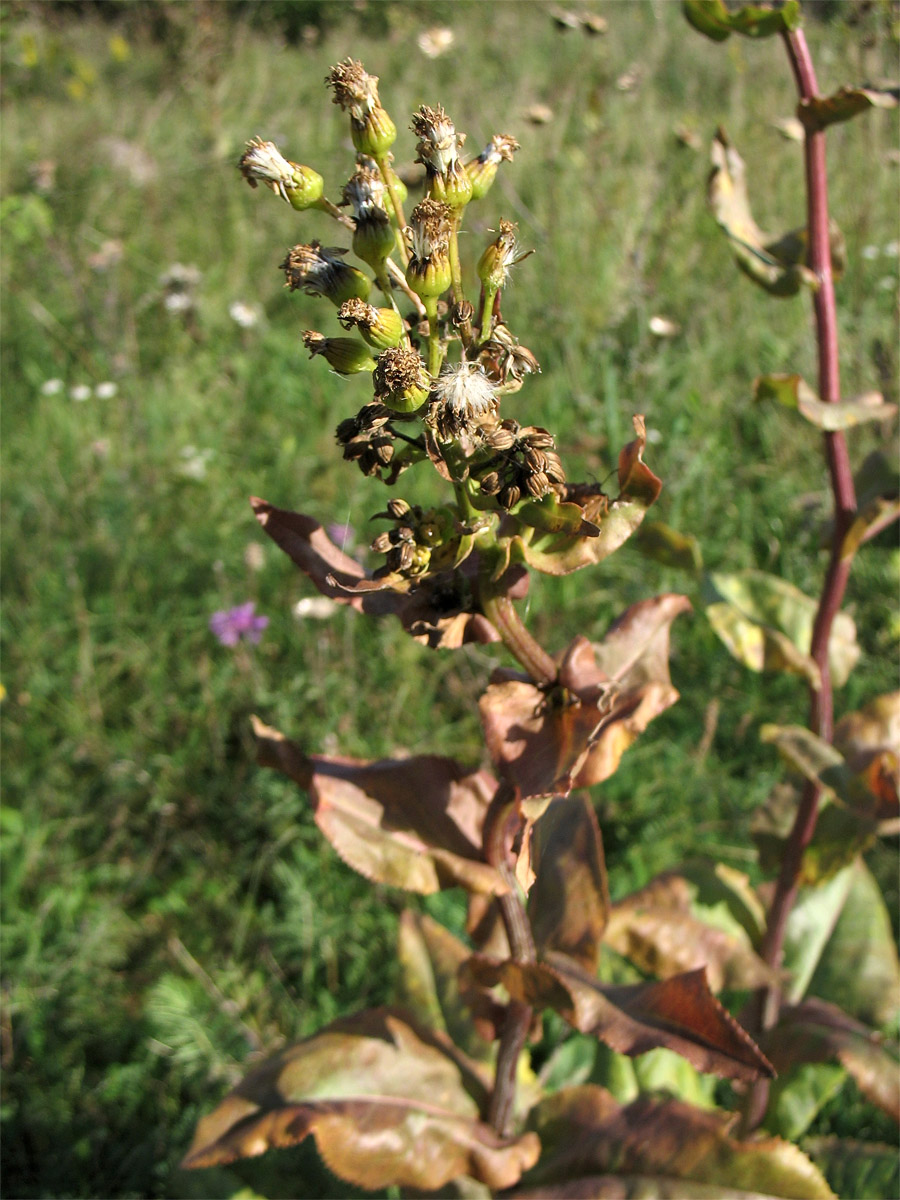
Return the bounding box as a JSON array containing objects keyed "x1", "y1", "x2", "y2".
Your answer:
[
  {"x1": 754, "y1": 374, "x2": 896, "y2": 430},
  {"x1": 704, "y1": 570, "x2": 859, "y2": 688},
  {"x1": 182, "y1": 1008, "x2": 539, "y2": 1191},
  {"x1": 800, "y1": 85, "x2": 900, "y2": 130}
]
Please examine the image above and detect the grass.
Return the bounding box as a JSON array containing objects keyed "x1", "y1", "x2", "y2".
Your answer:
[{"x1": 1, "y1": 2, "x2": 897, "y2": 1197}]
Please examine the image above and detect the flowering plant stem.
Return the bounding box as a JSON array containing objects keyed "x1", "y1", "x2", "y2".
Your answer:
[
  {"x1": 479, "y1": 585, "x2": 558, "y2": 687},
  {"x1": 746, "y1": 24, "x2": 859, "y2": 1129}
]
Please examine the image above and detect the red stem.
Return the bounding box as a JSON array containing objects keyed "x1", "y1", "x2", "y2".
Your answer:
[{"x1": 746, "y1": 26, "x2": 859, "y2": 1128}]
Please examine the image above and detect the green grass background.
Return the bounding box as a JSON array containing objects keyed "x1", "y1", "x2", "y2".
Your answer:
[{"x1": 1, "y1": 2, "x2": 897, "y2": 1196}]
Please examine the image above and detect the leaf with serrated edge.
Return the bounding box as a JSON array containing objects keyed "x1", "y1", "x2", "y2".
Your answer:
[
  {"x1": 182, "y1": 1008, "x2": 539, "y2": 1191},
  {"x1": 252, "y1": 718, "x2": 505, "y2": 896},
  {"x1": 513, "y1": 1085, "x2": 833, "y2": 1198},
  {"x1": 529, "y1": 797, "x2": 610, "y2": 973},
  {"x1": 804, "y1": 1136, "x2": 899, "y2": 1200},
  {"x1": 465, "y1": 955, "x2": 773, "y2": 1082}
]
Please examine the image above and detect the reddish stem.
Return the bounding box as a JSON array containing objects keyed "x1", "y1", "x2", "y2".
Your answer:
[{"x1": 746, "y1": 26, "x2": 859, "y2": 1128}]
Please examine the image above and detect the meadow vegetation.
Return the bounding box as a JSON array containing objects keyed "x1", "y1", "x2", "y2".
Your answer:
[{"x1": 1, "y1": 2, "x2": 897, "y2": 1196}]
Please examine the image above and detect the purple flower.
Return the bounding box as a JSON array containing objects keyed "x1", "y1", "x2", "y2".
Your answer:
[{"x1": 209, "y1": 602, "x2": 269, "y2": 646}]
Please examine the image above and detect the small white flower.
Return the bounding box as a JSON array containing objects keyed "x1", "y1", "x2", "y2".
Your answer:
[
  {"x1": 645, "y1": 427, "x2": 663, "y2": 444},
  {"x1": 229, "y1": 300, "x2": 260, "y2": 329},
  {"x1": 884, "y1": 241, "x2": 899, "y2": 258},
  {"x1": 95, "y1": 381, "x2": 118, "y2": 399},
  {"x1": 178, "y1": 446, "x2": 214, "y2": 480},
  {"x1": 164, "y1": 292, "x2": 193, "y2": 314},
  {"x1": 417, "y1": 27, "x2": 455, "y2": 59},
  {"x1": 40, "y1": 378, "x2": 64, "y2": 396},
  {"x1": 244, "y1": 542, "x2": 266, "y2": 572},
  {"x1": 293, "y1": 596, "x2": 339, "y2": 619},
  {"x1": 648, "y1": 315, "x2": 680, "y2": 338},
  {"x1": 862, "y1": 244, "x2": 880, "y2": 260},
  {"x1": 877, "y1": 275, "x2": 897, "y2": 292},
  {"x1": 70, "y1": 384, "x2": 92, "y2": 402}
]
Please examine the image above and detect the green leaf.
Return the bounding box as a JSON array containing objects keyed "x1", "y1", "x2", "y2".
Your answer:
[
  {"x1": 806, "y1": 861, "x2": 900, "y2": 1028},
  {"x1": 396, "y1": 911, "x2": 494, "y2": 1065},
  {"x1": 754, "y1": 374, "x2": 897, "y2": 430},
  {"x1": 635, "y1": 520, "x2": 703, "y2": 571},
  {"x1": 182, "y1": 1008, "x2": 540, "y2": 1191},
  {"x1": 764, "y1": 1062, "x2": 847, "y2": 1141},
  {"x1": 631, "y1": 1047, "x2": 718, "y2": 1108},
  {"x1": 515, "y1": 1086, "x2": 834, "y2": 1198},
  {"x1": 799, "y1": 85, "x2": 900, "y2": 130},
  {"x1": 684, "y1": 0, "x2": 801, "y2": 41},
  {"x1": 780, "y1": 865, "x2": 856, "y2": 1004},
  {"x1": 703, "y1": 569, "x2": 860, "y2": 687},
  {"x1": 804, "y1": 1137, "x2": 900, "y2": 1200}
]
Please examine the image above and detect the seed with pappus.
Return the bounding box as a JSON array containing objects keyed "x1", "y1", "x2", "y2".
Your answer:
[{"x1": 427, "y1": 361, "x2": 499, "y2": 440}]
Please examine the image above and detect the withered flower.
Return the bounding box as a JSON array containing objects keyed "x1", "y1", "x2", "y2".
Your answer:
[
  {"x1": 280, "y1": 241, "x2": 371, "y2": 306},
  {"x1": 326, "y1": 59, "x2": 397, "y2": 157},
  {"x1": 426, "y1": 361, "x2": 500, "y2": 440}
]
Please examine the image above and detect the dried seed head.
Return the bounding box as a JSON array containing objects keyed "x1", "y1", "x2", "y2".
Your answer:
[
  {"x1": 239, "y1": 137, "x2": 324, "y2": 211},
  {"x1": 326, "y1": 59, "x2": 381, "y2": 122},
  {"x1": 373, "y1": 346, "x2": 432, "y2": 414},
  {"x1": 386, "y1": 497, "x2": 411, "y2": 519},
  {"x1": 280, "y1": 241, "x2": 371, "y2": 306},
  {"x1": 404, "y1": 199, "x2": 452, "y2": 263},
  {"x1": 428, "y1": 361, "x2": 500, "y2": 440},
  {"x1": 326, "y1": 59, "x2": 396, "y2": 156},
  {"x1": 477, "y1": 220, "x2": 533, "y2": 292},
  {"x1": 341, "y1": 166, "x2": 387, "y2": 219},
  {"x1": 411, "y1": 104, "x2": 465, "y2": 174}
]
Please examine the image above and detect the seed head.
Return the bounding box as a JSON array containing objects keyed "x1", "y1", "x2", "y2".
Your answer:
[
  {"x1": 373, "y1": 346, "x2": 432, "y2": 414},
  {"x1": 239, "y1": 138, "x2": 324, "y2": 210},
  {"x1": 427, "y1": 361, "x2": 499, "y2": 440},
  {"x1": 302, "y1": 330, "x2": 375, "y2": 375},
  {"x1": 467, "y1": 134, "x2": 520, "y2": 200},
  {"x1": 280, "y1": 241, "x2": 371, "y2": 306},
  {"x1": 404, "y1": 199, "x2": 453, "y2": 299},
  {"x1": 326, "y1": 59, "x2": 396, "y2": 156},
  {"x1": 478, "y1": 220, "x2": 532, "y2": 292}
]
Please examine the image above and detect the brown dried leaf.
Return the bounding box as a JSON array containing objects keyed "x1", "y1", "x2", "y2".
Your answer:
[
  {"x1": 465, "y1": 955, "x2": 773, "y2": 1082},
  {"x1": 251, "y1": 498, "x2": 526, "y2": 649},
  {"x1": 529, "y1": 797, "x2": 610, "y2": 973},
  {"x1": 800, "y1": 85, "x2": 900, "y2": 130},
  {"x1": 182, "y1": 1008, "x2": 539, "y2": 1191},
  {"x1": 479, "y1": 598, "x2": 688, "y2": 800},
  {"x1": 252, "y1": 718, "x2": 506, "y2": 895},
  {"x1": 762, "y1": 998, "x2": 900, "y2": 1122},
  {"x1": 513, "y1": 1085, "x2": 833, "y2": 1198}
]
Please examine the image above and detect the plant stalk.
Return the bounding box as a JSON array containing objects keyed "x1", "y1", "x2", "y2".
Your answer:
[
  {"x1": 746, "y1": 25, "x2": 859, "y2": 1130},
  {"x1": 479, "y1": 588, "x2": 558, "y2": 686}
]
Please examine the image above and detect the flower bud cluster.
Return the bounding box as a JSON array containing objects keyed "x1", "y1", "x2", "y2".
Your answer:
[
  {"x1": 370, "y1": 499, "x2": 452, "y2": 577},
  {"x1": 242, "y1": 58, "x2": 581, "y2": 586}
]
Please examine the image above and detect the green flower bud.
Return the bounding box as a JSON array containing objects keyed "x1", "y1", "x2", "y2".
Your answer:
[
  {"x1": 342, "y1": 168, "x2": 396, "y2": 269},
  {"x1": 338, "y1": 298, "x2": 405, "y2": 351},
  {"x1": 373, "y1": 346, "x2": 432, "y2": 414},
  {"x1": 466, "y1": 134, "x2": 519, "y2": 201},
  {"x1": 302, "y1": 331, "x2": 375, "y2": 375},
  {"x1": 281, "y1": 242, "x2": 371, "y2": 306},
  {"x1": 327, "y1": 59, "x2": 396, "y2": 158},
  {"x1": 239, "y1": 138, "x2": 324, "y2": 210},
  {"x1": 404, "y1": 199, "x2": 453, "y2": 301},
  {"x1": 477, "y1": 220, "x2": 531, "y2": 292},
  {"x1": 411, "y1": 104, "x2": 472, "y2": 210}
]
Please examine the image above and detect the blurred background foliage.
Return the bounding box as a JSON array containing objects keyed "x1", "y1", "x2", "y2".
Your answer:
[{"x1": 1, "y1": 1, "x2": 897, "y2": 1196}]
